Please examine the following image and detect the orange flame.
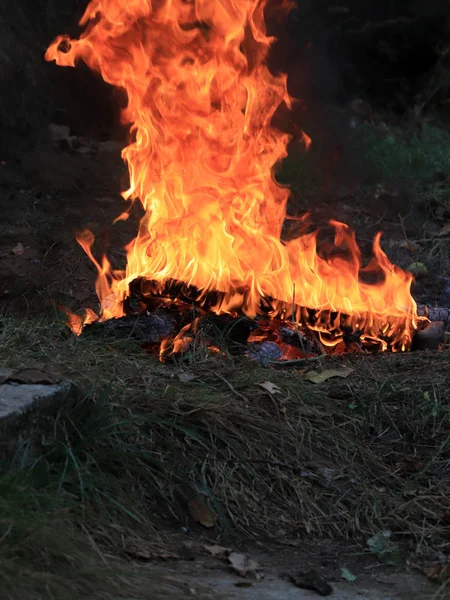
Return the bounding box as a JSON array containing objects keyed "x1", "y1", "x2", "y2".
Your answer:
[{"x1": 46, "y1": 0, "x2": 420, "y2": 351}]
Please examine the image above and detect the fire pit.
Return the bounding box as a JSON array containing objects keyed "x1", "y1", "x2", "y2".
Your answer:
[{"x1": 45, "y1": 0, "x2": 443, "y2": 361}]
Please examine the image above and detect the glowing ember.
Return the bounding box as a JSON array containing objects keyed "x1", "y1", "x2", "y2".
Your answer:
[{"x1": 46, "y1": 0, "x2": 421, "y2": 352}]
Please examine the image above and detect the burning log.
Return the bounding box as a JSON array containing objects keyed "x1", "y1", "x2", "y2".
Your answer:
[
  {"x1": 83, "y1": 312, "x2": 178, "y2": 344},
  {"x1": 126, "y1": 276, "x2": 417, "y2": 353},
  {"x1": 79, "y1": 288, "x2": 450, "y2": 360},
  {"x1": 417, "y1": 304, "x2": 450, "y2": 324},
  {"x1": 79, "y1": 274, "x2": 450, "y2": 359}
]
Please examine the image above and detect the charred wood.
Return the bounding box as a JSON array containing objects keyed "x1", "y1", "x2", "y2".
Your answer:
[
  {"x1": 417, "y1": 304, "x2": 450, "y2": 324},
  {"x1": 83, "y1": 278, "x2": 450, "y2": 357},
  {"x1": 83, "y1": 312, "x2": 177, "y2": 344}
]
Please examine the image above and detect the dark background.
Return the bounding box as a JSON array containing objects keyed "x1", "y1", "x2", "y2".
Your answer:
[
  {"x1": 0, "y1": 0, "x2": 449, "y2": 315},
  {"x1": 1, "y1": 0, "x2": 449, "y2": 155}
]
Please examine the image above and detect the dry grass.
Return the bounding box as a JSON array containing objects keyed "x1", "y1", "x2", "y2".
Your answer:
[{"x1": 1, "y1": 315, "x2": 449, "y2": 551}]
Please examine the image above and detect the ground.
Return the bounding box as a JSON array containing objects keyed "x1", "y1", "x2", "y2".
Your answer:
[{"x1": 0, "y1": 120, "x2": 450, "y2": 599}]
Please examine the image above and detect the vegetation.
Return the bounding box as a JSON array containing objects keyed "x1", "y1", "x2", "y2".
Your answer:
[
  {"x1": 359, "y1": 122, "x2": 450, "y2": 182},
  {"x1": 1, "y1": 315, "x2": 449, "y2": 598},
  {"x1": 0, "y1": 1, "x2": 449, "y2": 598}
]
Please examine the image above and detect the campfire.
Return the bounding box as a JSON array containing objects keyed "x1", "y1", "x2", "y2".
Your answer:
[{"x1": 45, "y1": 0, "x2": 426, "y2": 361}]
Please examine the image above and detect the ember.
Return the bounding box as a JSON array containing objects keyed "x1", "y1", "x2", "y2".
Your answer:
[{"x1": 46, "y1": 0, "x2": 423, "y2": 358}]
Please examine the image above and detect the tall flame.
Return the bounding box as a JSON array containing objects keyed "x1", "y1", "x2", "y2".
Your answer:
[{"x1": 46, "y1": 0, "x2": 420, "y2": 351}]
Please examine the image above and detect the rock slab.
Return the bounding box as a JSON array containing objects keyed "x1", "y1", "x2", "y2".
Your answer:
[{"x1": 0, "y1": 368, "x2": 73, "y2": 425}]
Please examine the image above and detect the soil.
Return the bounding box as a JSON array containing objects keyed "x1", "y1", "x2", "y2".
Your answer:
[
  {"x1": 149, "y1": 564, "x2": 435, "y2": 599},
  {"x1": 0, "y1": 136, "x2": 448, "y2": 600},
  {"x1": 119, "y1": 535, "x2": 438, "y2": 599},
  {"x1": 0, "y1": 142, "x2": 130, "y2": 316},
  {"x1": 1, "y1": 139, "x2": 448, "y2": 320}
]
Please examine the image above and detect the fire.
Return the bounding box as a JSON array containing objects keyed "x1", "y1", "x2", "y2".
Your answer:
[{"x1": 45, "y1": 0, "x2": 420, "y2": 352}]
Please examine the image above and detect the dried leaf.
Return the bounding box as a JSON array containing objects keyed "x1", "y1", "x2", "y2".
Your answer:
[
  {"x1": 188, "y1": 496, "x2": 217, "y2": 528},
  {"x1": 178, "y1": 372, "x2": 197, "y2": 383},
  {"x1": 341, "y1": 567, "x2": 357, "y2": 582},
  {"x1": 7, "y1": 368, "x2": 59, "y2": 385},
  {"x1": 438, "y1": 222, "x2": 450, "y2": 236},
  {"x1": 258, "y1": 381, "x2": 281, "y2": 395},
  {"x1": 126, "y1": 547, "x2": 152, "y2": 561},
  {"x1": 398, "y1": 240, "x2": 420, "y2": 253},
  {"x1": 228, "y1": 552, "x2": 263, "y2": 580},
  {"x1": 424, "y1": 564, "x2": 450, "y2": 583},
  {"x1": 286, "y1": 571, "x2": 333, "y2": 596},
  {"x1": 304, "y1": 368, "x2": 354, "y2": 384},
  {"x1": 12, "y1": 242, "x2": 24, "y2": 256},
  {"x1": 204, "y1": 544, "x2": 230, "y2": 557}
]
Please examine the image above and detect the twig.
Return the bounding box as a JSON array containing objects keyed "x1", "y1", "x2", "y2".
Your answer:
[
  {"x1": 209, "y1": 371, "x2": 250, "y2": 403},
  {"x1": 268, "y1": 354, "x2": 327, "y2": 367}
]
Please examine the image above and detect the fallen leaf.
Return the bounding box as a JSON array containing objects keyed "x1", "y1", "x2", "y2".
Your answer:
[
  {"x1": 7, "y1": 368, "x2": 59, "y2": 385},
  {"x1": 12, "y1": 242, "x2": 24, "y2": 256},
  {"x1": 258, "y1": 381, "x2": 281, "y2": 395},
  {"x1": 125, "y1": 547, "x2": 152, "y2": 561},
  {"x1": 228, "y1": 552, "x2": 264, "y2": 580},
  {"x1": 398, "y1": 240, "x2": 420, "y2": 253},
  {"x1": 341, "y1": 567, "x2": 357, "y2": 582},
  {"x1": 178, "y1": 372, "x2": 197, "y2": 383},
  {"x1": 188, "y1": 496, "x2": 217, "y2": 528},
  {"x1": 304, "y1": 368, "x2": 354, "y2": 384},
  {"x1": 286, "y1": 570, "x2": 333, "y2": 596},
  {"x1": 424, "y1": 564, "x2": 450, "y2": 583},
  {"x1": 204, "y1": 544, "x2": 230, "y2": 557},
  {"x1": 438, "y1": 222, "x2": 450, "y2": 236}
]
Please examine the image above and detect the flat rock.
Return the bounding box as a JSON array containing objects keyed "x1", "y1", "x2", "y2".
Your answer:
[{"x1": 0, "y1": 367, "x2": 73, "y2": 424}]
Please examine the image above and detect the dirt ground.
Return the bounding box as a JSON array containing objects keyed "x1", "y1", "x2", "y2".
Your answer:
[
  {"x1": 0, "y1": 142, "x2": 125, "y2": 316},
  {"x1": 1, "y1": 134, "x2": 450, "y2": 598},
  {"x1": 1, "y1": 131, "x2": 450, "y2": 320},
  {"x1": 120, "y1": 539, "x2": 438, "y2": 599}
]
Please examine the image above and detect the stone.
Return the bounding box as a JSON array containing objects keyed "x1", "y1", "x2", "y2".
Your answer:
[
  {"x1": 0, "y1": 368, "x2": 77, "y2": 460},
  {"x1": 0, "y1": 380, "x2": 72, "y2": 421},
  {"x1": 412, "y1": 321, "x2": 445, "y2": 351}
]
